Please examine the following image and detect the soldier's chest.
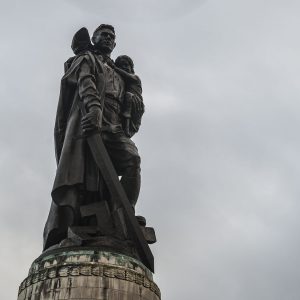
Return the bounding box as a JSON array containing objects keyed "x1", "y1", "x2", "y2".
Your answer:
[{"x1": 103, "y1": 64, "x2": 125, "y2": 97}]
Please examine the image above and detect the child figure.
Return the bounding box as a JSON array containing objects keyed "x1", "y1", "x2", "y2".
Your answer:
[{"x1": 114, "y1": 55, "x2": 143, "y2": 137}]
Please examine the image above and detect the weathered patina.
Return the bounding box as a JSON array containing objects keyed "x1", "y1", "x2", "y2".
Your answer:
[{"x1": 18, "y1": 249, "x2": 160, "y2": 300}]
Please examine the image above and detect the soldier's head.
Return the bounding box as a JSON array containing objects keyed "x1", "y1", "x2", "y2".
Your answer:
[
  {"x1": 92, "y1": 24, "x2": 116, "y2": 55},
  {"x1": 115, "y1": 55, "x2": 134, "y2": 74}
]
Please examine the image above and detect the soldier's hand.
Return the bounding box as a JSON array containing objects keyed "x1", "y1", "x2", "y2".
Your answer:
[{"x1": 81, "y1": 106, "x2": 102, "y2": 133}]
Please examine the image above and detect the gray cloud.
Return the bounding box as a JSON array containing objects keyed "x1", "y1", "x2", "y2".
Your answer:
[{"x1": 66, "y1": 0, "x2": 205, "y2": 22}]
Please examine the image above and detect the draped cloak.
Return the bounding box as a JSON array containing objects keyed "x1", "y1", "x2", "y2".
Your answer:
[{"x1": 53, "y1": 51, "x2": 105, "y2": 199}]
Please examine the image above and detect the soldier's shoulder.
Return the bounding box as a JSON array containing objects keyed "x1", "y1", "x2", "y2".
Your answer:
[
  {"x1": 62, "y1": 52, "x2": 95, "y2": 76},
  {"x1": 64, "y1": 51, "x2": 92, "y2": 65},
  {"x1": 76, "y1": 50, "x2": 96, "y2": 61}
]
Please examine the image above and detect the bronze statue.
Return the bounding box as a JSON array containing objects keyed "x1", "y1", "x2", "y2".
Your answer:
[{"x1": 43, "y1": 25, "x2": 154, "y2": 271}]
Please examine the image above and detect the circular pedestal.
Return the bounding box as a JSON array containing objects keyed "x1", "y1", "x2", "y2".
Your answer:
[{"x1": 18, "y1": 248, "x2": 160, "y2": 300}]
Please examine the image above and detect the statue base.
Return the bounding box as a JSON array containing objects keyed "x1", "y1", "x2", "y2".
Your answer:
[{"x1": 17, "y1": 247, "x2": 160, "y2": 300}]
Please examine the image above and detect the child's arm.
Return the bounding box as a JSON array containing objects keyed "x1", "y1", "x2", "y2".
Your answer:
[{"x1": 114, "y1": 66, "x2": 140, "y2": 84}]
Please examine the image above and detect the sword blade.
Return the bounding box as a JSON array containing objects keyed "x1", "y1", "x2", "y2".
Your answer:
[{"x1": 86, "y1": 133, "x2": 154, "y2": 272}]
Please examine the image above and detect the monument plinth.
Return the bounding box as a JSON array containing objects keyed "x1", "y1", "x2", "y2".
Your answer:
[{"x1": 18, "y1": 249, "x2": 160, "y2": 300}]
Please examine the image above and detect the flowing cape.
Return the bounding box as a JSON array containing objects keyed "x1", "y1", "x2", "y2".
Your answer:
[{"x1": 53, "y1": 51, "x2": 106, "y2": 202}]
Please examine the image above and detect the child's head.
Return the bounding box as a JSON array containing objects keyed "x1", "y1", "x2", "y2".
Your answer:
[{"x1": 115, "y1": 55, "x2": 134, "y2": 74}]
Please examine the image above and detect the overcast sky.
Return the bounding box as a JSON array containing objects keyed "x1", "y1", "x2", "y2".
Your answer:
[{"x1": 2, "y1": 0, "x2": 300, "y2": 299}]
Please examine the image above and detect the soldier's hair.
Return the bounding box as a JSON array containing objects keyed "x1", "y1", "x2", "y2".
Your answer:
[
  {"x1": 93, "y1": 24, "x2": 115, "y2": 37},
  {"x1": 115, "y1": 55, "x2": 134, "y2": 72}
]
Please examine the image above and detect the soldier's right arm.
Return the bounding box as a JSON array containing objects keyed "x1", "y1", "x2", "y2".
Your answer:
[
  {"x1": 77, "y1": 54, "x2": 103, "y2": 112},
  {"x1": 77, "y1": 54, "x2": 105, "y2": 132}
]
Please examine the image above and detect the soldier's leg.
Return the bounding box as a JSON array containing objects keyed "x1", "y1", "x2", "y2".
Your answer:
[
  {"x1": 43, "y1": 202, "x2": 74, "y2": 250},
  {"x1": 44, "y1": 185, "x2": 81, "y2": 250},
  {"x1": 120, "y1": 154, "x2": 141, "y2": 208},
  {"x1": 102, "y1": 132, "x2": 141, "y2": 209}
]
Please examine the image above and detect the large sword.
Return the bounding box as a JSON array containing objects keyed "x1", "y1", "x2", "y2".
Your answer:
[{"x1": 80, "y1": 105, "x2": 154, "y2": 273}]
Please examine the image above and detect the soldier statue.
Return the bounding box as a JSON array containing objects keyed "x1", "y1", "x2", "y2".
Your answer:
[{"x1": 43, "y1": 25, "x2": 146, "y2": 251}]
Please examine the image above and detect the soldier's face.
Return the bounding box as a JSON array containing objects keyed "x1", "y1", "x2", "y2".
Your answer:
[{"x1": 93, "y1": 29, "x2": 116, "y2": 54}]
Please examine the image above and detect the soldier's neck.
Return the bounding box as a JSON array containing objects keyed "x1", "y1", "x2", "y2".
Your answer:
[{"x1": 94, "y1": 48, "x2": 112, "y2": 58}]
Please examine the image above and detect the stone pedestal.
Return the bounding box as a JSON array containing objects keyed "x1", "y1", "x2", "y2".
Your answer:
[{"x1": 17, "y1": 248, "x2": 160, "y2": 300}]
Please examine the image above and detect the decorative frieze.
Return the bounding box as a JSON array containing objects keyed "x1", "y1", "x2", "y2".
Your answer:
[{"x1": 19, "y1": 261, "x2": 160, "y2": 298}]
